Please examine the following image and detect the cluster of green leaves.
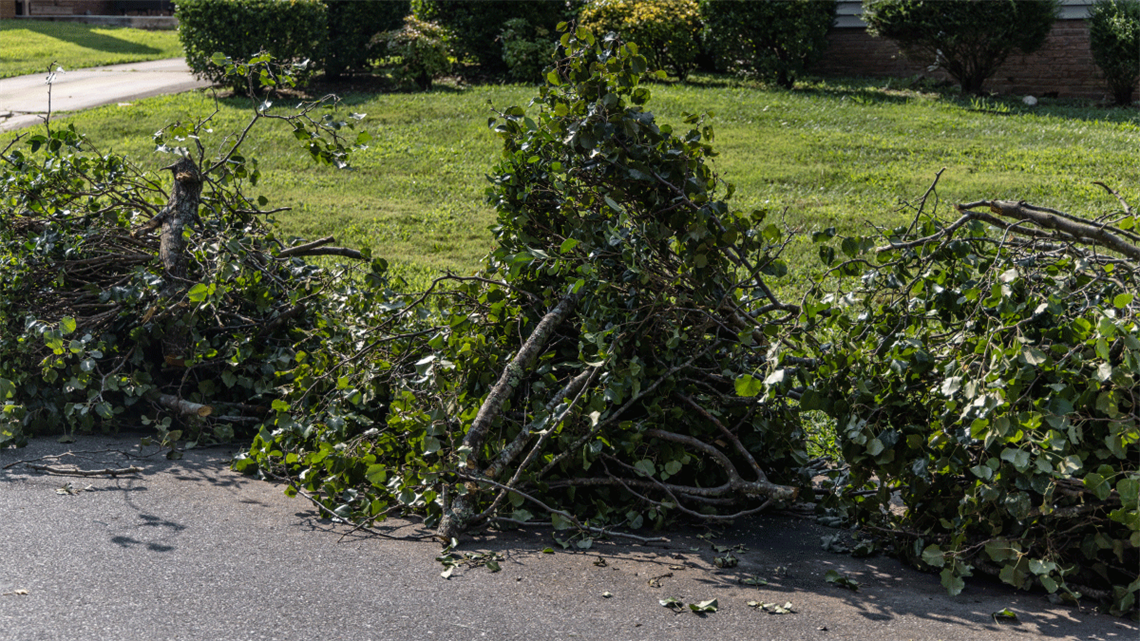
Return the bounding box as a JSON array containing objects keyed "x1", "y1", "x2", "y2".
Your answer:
[
  {"x1": 411, "y1": 0, "x2": 570, "y2": 71},
  {"x1": 799, "y1": 196, "x2": 1138, "y2": 614},
  {"x1": 499, "y1": 18, "x2": 558, "y2": 83},
  {"x1": 1088, "y1": 0, "x2": 1140, "y2": 105},
  {"x1": 0, "y1": 55, "x2": 374, "y2": 449},
  {"x1": 862, "y1": 0, "x2": 1060, "y2": 94},
  {"x1": 698, "y1": 0, "x2": 837, "y2": 89},
  {"x1": 579, "y1": 0, "x2": 704, "y2": 81},
  {"x1": 242, "y1": 25, "x2": 809, "y2": 540},
  {"x1": 371, "y1": 15, "x2": 454, "y2": 91},
  {"x1": 176, "y1": 0, "x2": 328, "y2": 89},
  {"x1": 324, "y1": 0, "x2": 410, "y2": 78}
]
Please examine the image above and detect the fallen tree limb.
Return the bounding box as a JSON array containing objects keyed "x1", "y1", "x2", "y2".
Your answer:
[
  {"x1": 157, "y1": 394, "x2": 213, "y2": 417},
  {"x1": 958, "y1": 199, "x2": 1140, "y2": 262},
  {"x1": 457, "y1": 472, "x2": 670, "y2": 545},
  {"x1": 27, "y1": 464, "x2": 142, "y2": 477},
  {"x1": 437, "y1": 291, "x2": 581, "y2": 543}
]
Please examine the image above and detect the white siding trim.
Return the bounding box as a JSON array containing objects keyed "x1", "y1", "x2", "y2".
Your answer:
[{"x1": 834, "y1": 0, "x2": 1093, "y2": 29}]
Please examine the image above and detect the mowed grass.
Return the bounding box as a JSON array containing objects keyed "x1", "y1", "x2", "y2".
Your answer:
[
  {"x1": 0, "y1": 20, "x2": 183, "y2": 78},
  {"x1": 6, "y1": 76, "x2": 1138, "y2": 285}
]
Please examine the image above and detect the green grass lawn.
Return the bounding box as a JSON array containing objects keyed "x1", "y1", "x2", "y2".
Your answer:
[
  {"x1": 0, "y1": 20, "x2": 183, "y2": 78},
  {"x1": 5, "y1": 76, "x2": 1138, "y2": 286}
]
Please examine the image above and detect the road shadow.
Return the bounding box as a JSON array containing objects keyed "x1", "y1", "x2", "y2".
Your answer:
[
  {"x1": 1, "y1": 433, "x2": 259, "y2": 554},
  {"x1": 311, "y1": 512, "x2": 1136, "y2": 641}
]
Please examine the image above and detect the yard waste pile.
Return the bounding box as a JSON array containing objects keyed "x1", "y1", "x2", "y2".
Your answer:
[{"x1": 0, "y1": 28, "x2": 1135, "y2": 615}]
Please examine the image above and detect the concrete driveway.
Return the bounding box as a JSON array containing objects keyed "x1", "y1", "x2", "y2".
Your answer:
[
  {"x1": 0, "y1": 59, "x2": 210, "y2": 133},
  {"x1": 1, "y1": 434, "x2": 1135, "y2": 641}
]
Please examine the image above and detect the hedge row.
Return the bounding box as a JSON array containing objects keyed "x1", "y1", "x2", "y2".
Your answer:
[
  {"x1": 177, "y1": 0, "x2": 839, "y2": 89},
  {"x1": 177, "y1": 0, "x2": 408, "y2": 86}
]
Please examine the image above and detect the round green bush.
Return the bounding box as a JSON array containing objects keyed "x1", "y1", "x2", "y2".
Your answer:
[
  {"x1": 861, "y1": 0, "x2": 1059, "y2": 94},
  {"x1": 412, "y1": 0, "x2": 568, "y2": 71},
  {"x1": 324, "y1": 0, "x2": 410, "y2": 77},
  {"x1": 699, "y1": 0, "x2": 836, "y2": 89},
  {"x1": 579, "y1": 0, "x2": 703, "y2": 81},
  {"x1": 1088, "y1": 0, "x2": 1140, "y2": 105},
  {"x1": 176, "y1": 0, "x2": 328, "y2": 89},
  {"x1": 373, "y1": 15, "x2": 452, "y2": 90},
  {"x1": 500, "y1": 18, "x2": 558, "y2": 83}
]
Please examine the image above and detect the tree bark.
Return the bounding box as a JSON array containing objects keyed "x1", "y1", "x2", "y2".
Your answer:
[
  {"x1": 158, "y1": 393, "x2": 213, "y2": 417},
  {"x1": 155, "y1": 157, "x2": 203, "y2": 365}
]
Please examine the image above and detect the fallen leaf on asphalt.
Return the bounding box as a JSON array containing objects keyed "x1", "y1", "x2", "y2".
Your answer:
[
  {"x1": 750, "y1": 601, "x2": 795, "y2": 614},
  {"x1": 824, "y1": 569, "x2": 860, "y2": 591},
  {"x1": 647, "y1": 572, "x2": 673, "y2": 588},
  {"x1": 689, "y1": 599, "x2": 718, "y2": 613},
  {"x1": 659, "y1": 597, "x2": 684, "y2": 612},
  {"x1": 602, "y1": 591, "x2": 613, "y2": 598},
  {"x1": 3, "y1": 589, "x2": 29, "y2": 596},
  {"x1": 714, "y1": 553, "x2": 738, "y2": 568},
  {"x1": 992, "y1": 608, "x2": 1019, "y2": 623}
]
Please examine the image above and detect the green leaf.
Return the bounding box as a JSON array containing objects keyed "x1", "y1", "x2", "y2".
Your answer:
[
  {"x1": 59, "y1": 317, "x2": 77, "y2": 335},
  {"x1": 552, "y1": 512, "x2": 573, "y2": 531},
  {"x1": 922, "y1": 544, "x2": 945, "y2": 568},
  {"x1": 992, "y1": 608, "x2": 1018, "y2": 623},
  {"x1": 365, "y1": 464, "x2": 387, "y2": 486},
  {"x1": 734, "y1": 374, "x2": 763, "y2": 397},
  {"x1": 1023, "y1": 347, "x2": 1048, "y2": 365},
  {"x1": 634, "y1": 459, "x2": 656, "y2": 477},
  {"x1": 1113, "y1": 293, "x2": 1134, "y2": 309},
  {"x1": 187, "y1": 283, "x2": 210, "y2": 303},
  {"x1": 271, "y1": 399, "x2": 290, "y2": 412},
  {"x1": 689, "y1": 598, "x2": 718, "y2": 613},
  {"x1": 940, "y1": 568, "x2": 965, "y2": 596},
  {"x1": 1083, "y1": 472, "x2": 1111, "y2": 500},
  {"x1": 659, "y1": 597, "x2": 684, "y2": 611},
  {"x1": 824, "y1": 569, "x2": 859, "y2": 591}
]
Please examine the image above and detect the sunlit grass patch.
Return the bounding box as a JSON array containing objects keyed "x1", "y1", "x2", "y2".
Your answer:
[{"x1": 0, "y1": 20, "x2": 183, "y2": 78}]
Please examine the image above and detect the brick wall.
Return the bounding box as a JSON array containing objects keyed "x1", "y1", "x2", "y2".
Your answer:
[
  {"x1": 809, "y1": 19, "x2": 1134, "y2": 101},
  {"x1": 26, "y1": 0, "x2": 117, "y2": 15}
]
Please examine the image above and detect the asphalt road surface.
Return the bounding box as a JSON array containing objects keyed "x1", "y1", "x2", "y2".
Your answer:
[{"x1": 1, "y1": 435, "x2": 1135, "y2": 641}]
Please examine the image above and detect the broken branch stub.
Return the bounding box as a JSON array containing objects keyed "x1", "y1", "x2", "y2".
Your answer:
[{"x1": 157, "y1": 157, "x2": 203, "y2": 365}]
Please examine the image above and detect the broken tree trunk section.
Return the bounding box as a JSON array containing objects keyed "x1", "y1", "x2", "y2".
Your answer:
[{"x1": 154, "y1": 157, "x2": 203, "y2": 365}]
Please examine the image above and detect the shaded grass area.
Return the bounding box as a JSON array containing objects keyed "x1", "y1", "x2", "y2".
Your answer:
[
  {"x1": 6, "y1": 76, "x2": 1137, "y2": 287},
  {"x1": 0, "y1": 20, "x2": 183, "y2": 78}
]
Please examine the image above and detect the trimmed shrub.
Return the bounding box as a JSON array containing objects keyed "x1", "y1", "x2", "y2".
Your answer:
[
  {"x1": 324, "y1": 0, "x2": 410, "y2": 77},
  {"x1": 372, "y1": 15, "x2": 452, "y2": 90},
  {"x1": 861, "y1": 0, "x2": 1060, "y2": 94},
  {"x1": 699, "y1": 0, "x2": 836, "y2": 89},
  {"x1": 176, "y1": 0, "x2": 328, "y2": 88},
  {"x1": 412, "y1": 0, "x2": 568, "y2": 71},
  {"x1": 500, "y1": 18, "x2": 558, "y2": 83},
  {"x1": 579, "y1": 0, "x2": 703, "y2": 80},
  {"x1": 1088, "y1": 0, "x2": 1140, "y2": 105}
]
